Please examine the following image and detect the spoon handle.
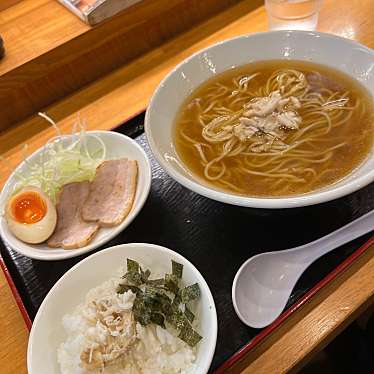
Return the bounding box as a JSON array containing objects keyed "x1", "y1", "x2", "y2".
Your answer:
[{"x1": 290, "y1": 210, "x2": 374, "y2": 263}]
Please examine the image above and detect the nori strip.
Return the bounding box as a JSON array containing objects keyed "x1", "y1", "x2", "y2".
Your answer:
[
  {"x1": 172, "y1": 260, "x2": 183, "y2": 279},
  {"x1": 164, "y1": 274, "x2": 179, "y2": 294},
  {"x1": 179, "y1": 325, "x2": 203, "y2": 347},
  {"x1": 132, "y1": 297, "x2": 152, "y2": 326},
  {"x1": 179, "y1": 283, "x2": 200, "y2": 303},
  {"x1": 184, "y1": 305, "x2": 195, "y2": 323},
  {"x1": 123, "y1": 271, "x2": 143, "y2": 286},
  {"x1": 127, "y1": 259, "x2": 139, "y2": 273},
  {"x1": 151, "y1": 312, "x2": 166, "y2": 329},
  {"x1": 119, "y1": 258, "x2": 202, "y2": 346},
  {"x1": 144, "y1": 286, "x2": 173, "y2": 317},
  {"x1": 172, "y1": 293, "x2": 181, "y2": 308},
  {"x1": 123, "y1": 259, "x2": 151, "y2": 286},
  {"x1": 147, "y1": 278, "x2": 165, "y2": 286},
  {"x1": 140, "y1": 268, "x2": 151, "y2": 283},
  {"x1": 145, "y1": 285, "x2": 172, "y2": 303},
  {"x1": 167, "y1": 309, "x2": 189, "y2": 331}
]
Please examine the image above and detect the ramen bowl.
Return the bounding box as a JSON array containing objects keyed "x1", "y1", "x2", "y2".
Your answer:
[{"x1": 145, "y1": 31, "x2": 374, "y2": 208}]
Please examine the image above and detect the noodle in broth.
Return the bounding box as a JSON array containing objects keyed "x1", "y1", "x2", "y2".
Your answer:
[{"x1": 174, "y1": 61, "x2": 374, "y2": 197}]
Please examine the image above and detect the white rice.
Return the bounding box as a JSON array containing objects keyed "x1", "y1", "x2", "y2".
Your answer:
[{"x1": 57, "y1": 277, "x2": 197, "y2": 373}]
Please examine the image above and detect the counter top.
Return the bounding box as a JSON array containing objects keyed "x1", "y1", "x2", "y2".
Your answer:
[{"x1": 1, "y1": 0, "x2": 374, "y2": 373}]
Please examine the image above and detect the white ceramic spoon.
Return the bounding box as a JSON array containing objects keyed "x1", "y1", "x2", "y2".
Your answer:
[{"x1": 232, "y1": 210, "x2": 374, "y2": 328}]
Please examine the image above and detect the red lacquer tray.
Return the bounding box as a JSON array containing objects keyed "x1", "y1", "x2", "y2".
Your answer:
[{"x1": 1, "y1": 114, "x2": 373, "y2": 372}]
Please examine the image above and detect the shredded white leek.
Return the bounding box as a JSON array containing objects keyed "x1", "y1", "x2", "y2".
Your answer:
[{"x1": 11, "y1": 113, "x2": 106, "y2": 204}]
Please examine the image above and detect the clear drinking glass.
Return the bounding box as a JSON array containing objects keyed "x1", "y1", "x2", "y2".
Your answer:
[{"x1": 265, "y1": 0, "x2": 322, "y2": 31}]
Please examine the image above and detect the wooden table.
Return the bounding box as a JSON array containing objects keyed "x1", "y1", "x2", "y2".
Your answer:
[{"x1": 0, "y1": 1, "x2": 374, "y2": 373}]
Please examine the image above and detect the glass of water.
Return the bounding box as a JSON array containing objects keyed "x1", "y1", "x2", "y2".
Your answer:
[{"x1": 265, "y1": 0, "x2": 322, "y2": 31}]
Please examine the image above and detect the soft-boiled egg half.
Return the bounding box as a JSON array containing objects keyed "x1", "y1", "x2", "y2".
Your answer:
[{"x1": 5, "y1": 186, "x2": 57, "y2": 244}]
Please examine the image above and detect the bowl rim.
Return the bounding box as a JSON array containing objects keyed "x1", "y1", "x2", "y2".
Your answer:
[
  {"x1": 0, "y1": 130, "x2": 152, "y2": 260},
  {"x1": 27, "y1": 242, "x2": 218, "y2": 374},
  {"x1": 145, "y1": 30, "x2": 374, "y2": 208}
]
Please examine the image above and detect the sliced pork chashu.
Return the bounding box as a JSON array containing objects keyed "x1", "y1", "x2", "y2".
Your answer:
[
  {"x1": 48, "y1": 182, "x2": 99, "y2": 249},
  {"x1": 82, "y1": 158, "x2": 138, "y2": 227}
]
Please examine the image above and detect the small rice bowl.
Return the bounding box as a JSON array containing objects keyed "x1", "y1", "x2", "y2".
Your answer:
[{"x1": 58, "y1": 276, "x2": 198, "y2": 374}]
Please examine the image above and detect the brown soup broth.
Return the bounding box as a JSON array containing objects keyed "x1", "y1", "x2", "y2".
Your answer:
[{"x1": 174, "y1": 60, "x2": 374, "y2": 197}]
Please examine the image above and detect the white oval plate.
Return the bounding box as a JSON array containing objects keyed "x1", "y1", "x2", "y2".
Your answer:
[
  {"x1": 0, "y1": 131, "x2": 152, "y2": 260},
  {"x1": 27, "y1": 243, "x2": 217, "y2": 374}
]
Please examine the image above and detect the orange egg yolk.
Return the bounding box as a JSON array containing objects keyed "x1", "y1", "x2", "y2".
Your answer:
[{"x1": 11, "y1": 192, "x2": 46, "y2": 224}]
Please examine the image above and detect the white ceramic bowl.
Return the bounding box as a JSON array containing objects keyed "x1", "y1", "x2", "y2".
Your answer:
[
  {"x1": 27, "y1": 243, "x2": 217, "y2": 374},
  {"x1": 0, "y1": 131, "x2": 151, "y2": 260},
  {"x1": 145, "y1": 31, "x2": 374, "y2": 209}
]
